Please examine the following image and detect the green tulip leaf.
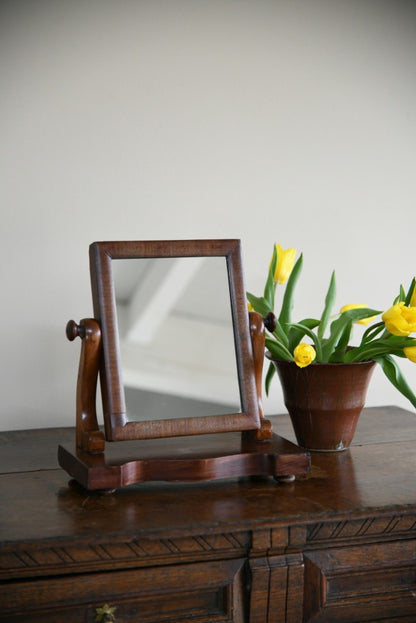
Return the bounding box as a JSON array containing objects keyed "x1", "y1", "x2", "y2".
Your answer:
[
  {"x1": 265, "y1": 336, "x2": 293, "y2": 362},
  {"x1": 329, "y1": 323, "x2": 352, "y2": 362},
  {"x1": 246, "y1": 292, "x2": 272, "y2": 317},
  {"x1": 265, "y1": 361, "x2": 276, "y2": 396},
  {"x1": 263, "y1": 245, "x2": 277, "y2": 309},
  {"x1": 318, "y1": 270, "x2": 336, "y2": 340},
  {"x1": 272, "y1": 317, "x2": 290, "y2": 348},
  {"x1": 374, "y1": 354, "x2": 416, "y2": 409},
  {"x1": 344, "y1": 335, "x2": 416, "y2": 362},
  {"x1": 321, "y1": 315, "x2": 353, "y2": 362},
  {"x1": 322, "y1": 308, "x2": 381, "y2": 362},
  {"x1": 405, "y1": 277, "x2": 416, "y2": 306},
  {"x1": 278, "y1": 254, "x2": 303, "y2": 326},
  {"x1": 287, "y1": 318, "x2": 320, "y2": 351},
  {"x1": 360, "y1": 321, "x2": 386, "y2": 344}
]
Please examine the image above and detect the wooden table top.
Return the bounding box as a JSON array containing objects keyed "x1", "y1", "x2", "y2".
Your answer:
[{"x1": 1, "y1": 406, "x2": 416, "y2": 545}]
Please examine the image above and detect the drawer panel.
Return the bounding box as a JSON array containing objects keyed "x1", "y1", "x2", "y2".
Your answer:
[
  {"x1": 303, "y1": 540, "x2": 416, "y2": 622},
  {"x1": 0, "y1": 558, "x2": 247, "y2": 622}
]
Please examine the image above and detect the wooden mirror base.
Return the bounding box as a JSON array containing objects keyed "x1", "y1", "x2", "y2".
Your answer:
[{"x1": 58, "y1": 433, "x2": 310, "y2": 491}]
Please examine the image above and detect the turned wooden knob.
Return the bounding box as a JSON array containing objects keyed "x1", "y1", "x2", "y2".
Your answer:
[
  {"x1": 264, "y1": 312, "x2": 277, "y2": 333},
  {"x1": 66, "y1": 319, "x2": 85, "y2": 341}
]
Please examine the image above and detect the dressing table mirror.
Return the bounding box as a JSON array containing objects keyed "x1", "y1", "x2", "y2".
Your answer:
[{"x1": 59, "y1": 239, "x2": 310, "y2": 490}]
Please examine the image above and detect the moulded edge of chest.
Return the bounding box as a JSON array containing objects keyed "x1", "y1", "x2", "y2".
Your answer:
[
  {"x1": 0, "y1": 530, "x2": 251, "y2": 580},
  {"x1": 305, "y1": 512, "x2": 416, "y2": 549}
]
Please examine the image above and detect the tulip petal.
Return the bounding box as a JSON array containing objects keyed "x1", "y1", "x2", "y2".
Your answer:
[{"x1": 274, "y1": 244, "x2": 296, "y2": 285}]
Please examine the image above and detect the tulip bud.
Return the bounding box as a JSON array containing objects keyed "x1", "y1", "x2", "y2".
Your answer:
[
  {"x1": 273, "y1": 244, "x2": 296, "y2": 284},
  {"x1": 293, "y1": 343, "x2": 316, "y2": 368}
]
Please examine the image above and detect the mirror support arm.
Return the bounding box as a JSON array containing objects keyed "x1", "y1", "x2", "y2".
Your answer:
[
  {"x1": 245, "y1": 312, "x2": 273, "y2": 441},
  {"x1": 66, "y1": 319, "x2": 105, "y2": 453}
]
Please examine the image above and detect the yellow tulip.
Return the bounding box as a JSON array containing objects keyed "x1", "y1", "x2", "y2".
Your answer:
[
  {"x1": 382, "y1": 302, "x2": 416, "y2": 337},
  {"x1": 340, "y1": 303, "x2": 377, "y2": 326},
  {"x1": 293, "y1": 343, "x2": 316, "y2": 368},
  {"x1": 273, "y1": 244, "x2": 296, "y2": 284},
  {"x1": 404, "y1": 342, "x2": 416, "y2": 363}
]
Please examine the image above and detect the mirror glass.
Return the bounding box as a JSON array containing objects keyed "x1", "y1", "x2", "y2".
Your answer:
[{"x1": 113, "y1": 256, "x2": 241, "y2": 421}]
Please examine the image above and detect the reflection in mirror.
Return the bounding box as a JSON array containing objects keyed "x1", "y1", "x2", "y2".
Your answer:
[{"x1": 113, "y1": 256, "x2": 241, "y2": 421}]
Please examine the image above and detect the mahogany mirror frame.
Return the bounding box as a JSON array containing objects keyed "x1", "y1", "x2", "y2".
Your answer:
[{"x1": 89, "y1": 239, "x2": 261, "y2": 442}]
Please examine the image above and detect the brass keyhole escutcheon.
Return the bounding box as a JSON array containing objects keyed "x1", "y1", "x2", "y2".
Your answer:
[{"x1": 95, "y1": 603, "x2": 117, "y2": 622}]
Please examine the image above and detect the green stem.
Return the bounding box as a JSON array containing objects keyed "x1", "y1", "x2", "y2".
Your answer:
[{"x1": 289, "y1": 322, "x2": 323, "y2": 361}]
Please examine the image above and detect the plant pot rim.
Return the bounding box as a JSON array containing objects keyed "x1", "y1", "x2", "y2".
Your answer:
[{"x1": 266, "y1": 351, "x2": 376, "y2": 368}]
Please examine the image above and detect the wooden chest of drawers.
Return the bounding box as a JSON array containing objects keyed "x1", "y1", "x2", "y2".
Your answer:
[{"x1": 1, "y1": 407, "x2": 416, "y2": 622}]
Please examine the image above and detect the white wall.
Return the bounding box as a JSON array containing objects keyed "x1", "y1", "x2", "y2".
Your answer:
[{"x1": 1, "y1": 0, "x2": 415, "y2": 430}]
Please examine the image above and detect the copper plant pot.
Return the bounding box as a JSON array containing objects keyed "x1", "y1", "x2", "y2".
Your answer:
[{"x1": 271, "y1": 358, "x2": 376, "y2": 451}]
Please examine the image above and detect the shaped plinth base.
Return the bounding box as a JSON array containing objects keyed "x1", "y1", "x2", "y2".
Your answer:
[{"x1": 58, "y1": 432, "x2": 310, "y2": 491}]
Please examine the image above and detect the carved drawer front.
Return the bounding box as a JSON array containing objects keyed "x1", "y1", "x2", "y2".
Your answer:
[
  {"x1": 303, "y1": 540, "x2": 416, "y2": 622},
  {"x1": 0, "y1": 558, "x2": 247, "y2": 623}
]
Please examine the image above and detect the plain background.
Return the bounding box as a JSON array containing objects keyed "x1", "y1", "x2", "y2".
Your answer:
[{"x1": 1, "y1": 0, "x2": 415, "y2": 431}]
